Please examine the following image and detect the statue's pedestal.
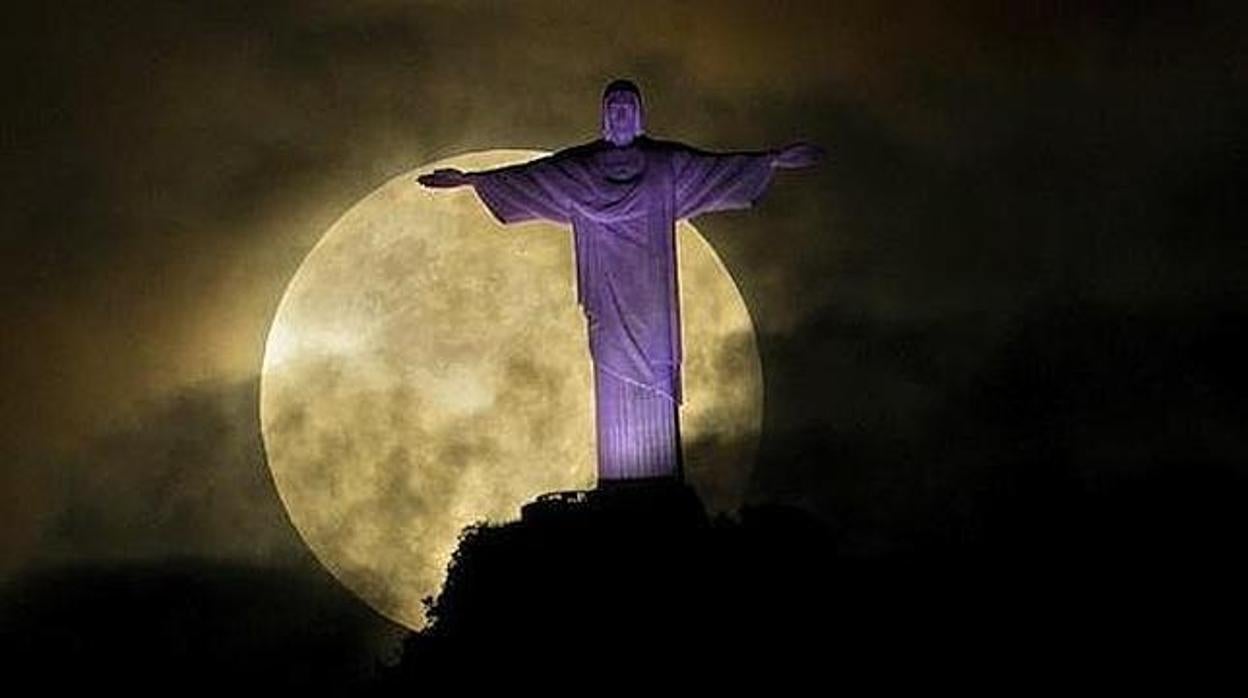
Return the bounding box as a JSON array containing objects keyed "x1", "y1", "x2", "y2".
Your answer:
[{"x1": 520, "y1": 477, "x2": 707, "y2": 530}]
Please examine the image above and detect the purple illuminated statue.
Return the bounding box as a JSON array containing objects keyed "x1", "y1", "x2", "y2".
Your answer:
[{"x1": 419, "y1": 79, "x2": 821, "y2": 485}]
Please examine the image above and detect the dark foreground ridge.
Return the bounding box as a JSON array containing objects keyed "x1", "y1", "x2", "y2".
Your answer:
[
  {"x1": 6, "y1": 469, "x2": 1246, "y2": 692},
  {"x1": 384, "y1": 478, "x2": 854, "y2": 677},
  {"x1": 378, "y1": 475, "x2": 1248, "y2": 684}
]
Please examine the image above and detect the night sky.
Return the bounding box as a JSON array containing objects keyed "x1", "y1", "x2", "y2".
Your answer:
[{"x1": 3, "y1": 0, "x2": 1247, "y2": 682}]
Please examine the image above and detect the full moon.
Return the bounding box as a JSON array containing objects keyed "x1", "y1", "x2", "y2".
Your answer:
[{"x1": 260, "y1": 150, "x2": 763, "y2": 630}]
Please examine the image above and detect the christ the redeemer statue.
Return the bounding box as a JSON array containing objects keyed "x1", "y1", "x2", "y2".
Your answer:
[{"x1": 419, "y1": 79, "x2": 820, "y2": 485}]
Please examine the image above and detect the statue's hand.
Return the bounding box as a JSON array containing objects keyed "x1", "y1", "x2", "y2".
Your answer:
[
  {"x1": 774, "y1": 142, "x2": 825, "y2": 169},
  {"x1": 417, "y1": 168, "x2": 472, "y2": 188}
]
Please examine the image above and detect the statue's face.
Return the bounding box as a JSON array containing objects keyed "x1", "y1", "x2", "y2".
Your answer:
[{"x1": 602, "y1": 90, "x2": 643, "y2": 146}]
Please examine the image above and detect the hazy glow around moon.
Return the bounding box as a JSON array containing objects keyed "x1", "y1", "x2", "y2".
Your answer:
[{"x1": 260, "y1": 150, "x2": 763, "y2": 629}]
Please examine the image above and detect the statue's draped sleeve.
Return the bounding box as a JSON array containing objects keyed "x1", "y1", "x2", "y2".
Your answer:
[
  {"x1": 468, "y1": 151, "x2": 591, "y2": 226},
  {"x1": 672, "y1": 145, "x2": 777, "y2": 220}
]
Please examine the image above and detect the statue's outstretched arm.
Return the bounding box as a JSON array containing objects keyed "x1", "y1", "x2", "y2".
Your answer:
[
  {"x1": 416, "y1": 168, "x2": 474, "y2": 188},
  {"x1": 419, "y1": 154, "x2": 583, "y2": 225},
  {"x1": 771, "y1": 142, "x2": 825, "y2": 170}
]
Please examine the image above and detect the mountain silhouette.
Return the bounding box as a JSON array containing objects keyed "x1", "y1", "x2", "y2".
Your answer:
[
  {"x1": 6, "y1": 462, "x2": 1246, "y2": 692},
  {"x1": 378, "y1": 469, "x2": 1248, "y2": 684}
]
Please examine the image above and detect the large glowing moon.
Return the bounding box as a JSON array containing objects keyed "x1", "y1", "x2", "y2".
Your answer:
[{"x1": 260, "y1": 150, "x2": 763, "y2": 629}]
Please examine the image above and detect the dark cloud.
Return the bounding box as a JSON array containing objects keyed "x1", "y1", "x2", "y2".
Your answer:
[
  {"x1": 26, "y1": 377, "x2": 303, "y2": 569},
  {"x1": 0, "y1": 559, "x2": 404, "y2": 691},
  {"x1": 751, "y1": 297, "x2": 1248, "y2": 554}
]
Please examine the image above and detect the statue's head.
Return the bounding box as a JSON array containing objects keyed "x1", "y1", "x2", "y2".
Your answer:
[{"x1": 601, "y1": 79, "x2": 644, "y2": 146}]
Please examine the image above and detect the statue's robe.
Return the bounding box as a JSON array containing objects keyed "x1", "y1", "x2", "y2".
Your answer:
[{"x1": 469, "y1": 136, "x2": 775, "y2": 481}]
